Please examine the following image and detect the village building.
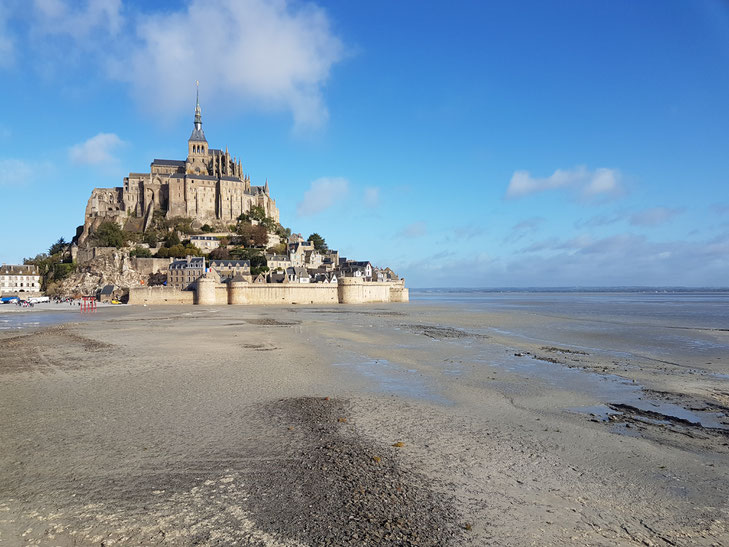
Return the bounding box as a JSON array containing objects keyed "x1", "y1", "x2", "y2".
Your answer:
[
  {"x1": 190, "y1": 235, "x2": 220, "y2": 252},
  {"x1": 286, "y1": 266, "x2": 311, "y2": 283},
  {"x1": 304, "y1": 249, "x2": 322, "y2": 269},
  {"x1": 169, "y1": 256, "x2": 205, "y2": 290},
  {"x1": 265, "y1": 254, "x2": 292, "y2": 271},
  {"x1": 340, "y1": 261, "x2": 373, "y2": 281},
  {"x1": 209, "y1": 259, "x2": 251, "y2": 283},
  {"x1": 0, "y1": 264, "x2": 41, "y2": 294}
]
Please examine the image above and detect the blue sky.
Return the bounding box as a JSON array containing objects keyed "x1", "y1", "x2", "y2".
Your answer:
[{"x1": 1, "y1": 0, "x2": 728, "y2": 287}]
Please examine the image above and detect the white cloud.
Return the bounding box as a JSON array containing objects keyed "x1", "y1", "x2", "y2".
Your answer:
[
  {"x1": 111, "y1": 0, "x2": 344, "y2": 130},
  {"x1": 506, "y1": 166, "x2": 623, "y2": 200},
  {"x1": 397, "y1": 221, "x2": 427, "y2": 239},
  {"x1": 364, "y1": 186, "x2": 380, "y2": 208},
  {"x1": 410, "y1": 231, "x2": 729, "y2": 287},
  {"x1": 31, "y1": 0, "x2": 123, "y2": 40},
  {"x1": 574, "y1": 213, "x2": 624, "y2": 229},
  {"x1": 0, "y1": 159, "x2": 49, "y2": 186},
  {"x1": 3, "y1": 1, "x2": 344, "y2": 130},
  {"x1": 629, "y1": 207, "x2": 684, "y2": 227},
  {"x1": 69, "y1": 133, "x2": 125, "y2": 165},
  {"x1": 296, "y1": 177, "x2": 349, "y2": 216}
]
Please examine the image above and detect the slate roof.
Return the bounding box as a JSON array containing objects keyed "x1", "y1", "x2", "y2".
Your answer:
[
  {"x1": 152, "y1": 159, "x2": 185, "y2": 167},
  {"x1": 0, "y1": 265, "x2": 38, "y2": 275},
  {"x1": 189, "y1": 127, "x2": 207, "y2": 142},
  {"x1": 170, "y1": 257, "x2": 205, "y2": 270},
  {"x1": 210, "y1": 259, "x2": 250, "y2": 269}
]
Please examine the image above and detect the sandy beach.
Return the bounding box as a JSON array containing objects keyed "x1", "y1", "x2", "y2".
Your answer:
[{"x1": 1, "y1": 299, "x2": 728, "y2": 545}]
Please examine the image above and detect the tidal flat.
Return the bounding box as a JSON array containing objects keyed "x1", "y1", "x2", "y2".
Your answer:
[{"x1": 1, "y1": 296, "x2": 728, "y2": 545}]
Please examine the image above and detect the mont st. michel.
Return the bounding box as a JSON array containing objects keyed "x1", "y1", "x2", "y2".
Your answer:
[{"x1": 68, "y1": 90, "x2": 408, "y2": 305}]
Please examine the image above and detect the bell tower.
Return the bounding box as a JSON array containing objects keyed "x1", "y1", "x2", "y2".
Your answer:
[{"x1": 187, "y1": 81, "x2": 208, "y2": 174}]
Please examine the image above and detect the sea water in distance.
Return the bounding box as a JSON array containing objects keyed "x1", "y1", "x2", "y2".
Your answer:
[{"x1": 410, "y1": 288, "x2": 729, "y2": 359}]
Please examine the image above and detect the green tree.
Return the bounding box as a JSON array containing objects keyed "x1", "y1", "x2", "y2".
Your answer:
[
  {"x1": 48, "y1": 237, "x2": 67, "y2": 256},
  {"x1": 307, "y1": 233, "x2": 327, "y2": 252},
  {"x1": 164, "y1": 231, "x2": 181, "y2": 248},
  {"x1": 208, "y1": 247, "x2": 231, "y2": 260},
  {"x1": 267, "y1": 242, "x2": 287, "y2": 255},
  {"x1": 130, "y1": 246, "x2": 152, "y2": 258},
  {"x1": 275, "y1": 225, "x2": 292, "y2": 240},
  {"x1": 201, "y1": 224, "x2": 214, "y2": 233},
  {"x1": 143, "y1": 231, "x2": 159, "y2": 247},
  {"x1": 236, "y1": 222, "x2": 268, "y2": 247},
  {"x1": 94, "y1": 221, "x2": 126, "y2": 248},
  {"x1": 248, "y1": 205, "x2": 266, "y2": 222}
]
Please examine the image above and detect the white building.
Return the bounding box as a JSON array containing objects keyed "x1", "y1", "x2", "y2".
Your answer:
[
  {"x1": 0, "y1": 264, "x2": 42, "y2": 294},
  {"x1": 190, "y1": 235, "x2": 220, "y2": 252}
]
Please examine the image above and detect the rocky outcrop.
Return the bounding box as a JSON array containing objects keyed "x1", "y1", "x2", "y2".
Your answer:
[{"x1": 57, "y1": 250, "x2": 165, "y2": 297}]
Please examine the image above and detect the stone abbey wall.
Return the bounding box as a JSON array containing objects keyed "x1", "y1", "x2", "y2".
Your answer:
[{"x1": 128, "y1": 278, "x2": 408, "y2": 306}]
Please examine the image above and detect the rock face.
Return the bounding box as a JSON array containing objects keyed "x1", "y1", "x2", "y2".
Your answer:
[{"x1": 57, "y1": 250, "x2": 165, "y2": 297}]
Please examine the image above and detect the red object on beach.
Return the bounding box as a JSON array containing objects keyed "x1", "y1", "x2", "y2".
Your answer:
[{"x1": 80, "y1": 296, "x2": 97, "y2": 313}]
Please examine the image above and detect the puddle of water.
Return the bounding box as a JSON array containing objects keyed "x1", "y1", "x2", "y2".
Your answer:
[
  {"x1": 0, "y1": 312, "x2": 99, "y2": 330},
  {"x1": 332, "y1": 358, "x2": 450, "y2": 404},
  {"x1": 478, "y1": 349, "x2": 729, "y2": 431}
]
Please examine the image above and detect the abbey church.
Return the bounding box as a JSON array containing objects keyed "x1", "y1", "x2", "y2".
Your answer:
[{"x1": 79, "y1": 90, "x2": 279, "y2": 244}]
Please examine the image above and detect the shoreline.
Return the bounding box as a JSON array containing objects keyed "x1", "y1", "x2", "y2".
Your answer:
[{"x1": 1, "y1": 302, "x2": 727, "y2": 544}]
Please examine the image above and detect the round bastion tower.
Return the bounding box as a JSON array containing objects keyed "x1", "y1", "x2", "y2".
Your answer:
[{"x1": 186, "y1": 82, "x2": 209, "y2": 175}]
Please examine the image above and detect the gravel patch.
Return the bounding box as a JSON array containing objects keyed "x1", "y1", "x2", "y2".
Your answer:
[{"x1": 243, "y1": 396, "x2": 465, "y2": 546}]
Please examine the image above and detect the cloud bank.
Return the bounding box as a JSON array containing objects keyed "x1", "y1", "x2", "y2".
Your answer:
[
  {"x1": 0, "y1": 159, "x2": 35, "y2": 186},
  {"x1": 31, "y1": 0, "x2": 123, "y2": 41},
  {"x1": 297, "y1": 177, "x2": 349, "y2": 216},
  {"x1": 112, "y1": 0, "x2": 344, "y2": 130},
  {"x1": 5, "y1": 0, "x2": 344, "y2": 130},
  {"x1": 405, "y1": 231, "x2": 729, "y2": 288},
  {"x1": 629, "y1": 207, "x2": 684, "y2": 227},
  {"x1": 506, "y1": 166, "x2": 623, "y2": 200},
  {"x1": 69, "y1": 133, "x2": 125, "y2": 165}
]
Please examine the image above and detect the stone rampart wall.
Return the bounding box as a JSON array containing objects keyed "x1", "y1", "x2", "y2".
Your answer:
[
  {"x1": 131, "y1": 257, "x2": 173, "y2": 276},
  {"x1": 244, "y1": 284, "x2": 339, "y2": 305},
  {"x1": 129, "y1": 278, "x2": 408, "y2": 306},
  {"x1": 77, "y1": 246, "x2": 118, "y2": 265},
  {"x1": 128, "y1": 286, "x2": 194, "y2": 305}
]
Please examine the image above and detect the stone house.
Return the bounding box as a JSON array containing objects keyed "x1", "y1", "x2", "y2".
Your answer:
[
  {"x1": 0, "y1": 264, "x2": 41, "y2": 294},
  {"x1": 286, "y1": 266, "x2": 310, "y2": 283},
  {"x1": 209, "y1": 259, "x2": 251, "y2": 283},
  {"x1": 190, "y1": 235, "x2": 220, "y2": 252},
  {"x1": 169, "y1": 256, "x2": 205, "y2": 290},
  {"x1": 304, "y1": 249, "x2": 322, "y2": 268},
  {"x1": 265, "y1": 254, "x2": 292, "y2": 271},
  {"x1": 340, "y1": 261, "x2": 373, "y2": 281}
]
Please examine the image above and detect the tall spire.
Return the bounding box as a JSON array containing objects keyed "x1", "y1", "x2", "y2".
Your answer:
[
  {"x1": 194, "y1": 80, "x2": 202, "y2": 130},
  {"x1": 189, "y1": 81, "x2": 207, "y2": 143}
]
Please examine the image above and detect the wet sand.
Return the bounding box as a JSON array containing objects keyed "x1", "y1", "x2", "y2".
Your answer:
[{"x1": 0, "y1": 303, "x2": 728, "y2": 545}]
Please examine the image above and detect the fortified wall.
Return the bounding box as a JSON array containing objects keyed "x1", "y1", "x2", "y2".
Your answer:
[{"x1": 129, "y1": 277, "x2": 409, "y2": 306}]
